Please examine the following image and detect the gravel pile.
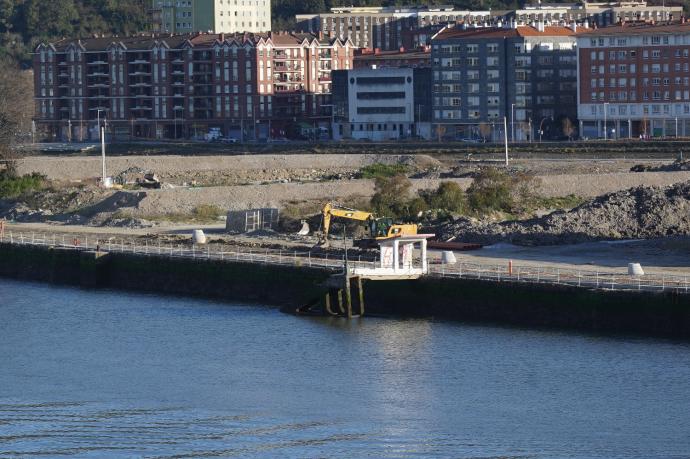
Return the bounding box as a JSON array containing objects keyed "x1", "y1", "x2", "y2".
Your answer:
[
  {"x1": 438, "y1": 181, "x2": 690, "y2": 246},
  {"x1": 631, "y1": 159, "x2": 690, "y2": 172}
]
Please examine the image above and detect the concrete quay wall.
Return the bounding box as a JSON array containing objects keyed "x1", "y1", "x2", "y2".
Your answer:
[{"x1": 1, "y1": 243, "x2": 689, "y2": 338}]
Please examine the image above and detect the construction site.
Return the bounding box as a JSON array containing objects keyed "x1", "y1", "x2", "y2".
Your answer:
[{"x1": 3, "y1": 140, "x2": 690, "y2": 279}]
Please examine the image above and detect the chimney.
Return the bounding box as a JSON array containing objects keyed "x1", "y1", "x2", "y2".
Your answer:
[
  {"x1": 220, "y1": 33, "x2": 225, "y2": 42},
  {"x1": 572, "y1": 22, "x2": 578, "y2": 32}
]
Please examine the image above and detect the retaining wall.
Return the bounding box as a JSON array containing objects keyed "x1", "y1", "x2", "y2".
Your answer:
[{"x1": 1, "y1": 243, "x2": 689, "y2": 338}]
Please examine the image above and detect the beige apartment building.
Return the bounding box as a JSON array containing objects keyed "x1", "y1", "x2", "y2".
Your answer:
[{"x1": 151, "y1": 0, "x2": 271, "y2": 34}]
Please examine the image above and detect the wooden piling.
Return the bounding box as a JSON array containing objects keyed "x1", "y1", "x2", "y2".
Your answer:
[
  {"x1": 345, "y1": 275, "x2": 353, "y2": 319},
  {"x1": 337, "y1": 289, "x2": 344, "y2": 314},
  {"x1": 324, "y1": 291, "x2": 334, "y2": 315},
  {"x1": 357, "y1": 276, "x2": 365, "y2": 316}
]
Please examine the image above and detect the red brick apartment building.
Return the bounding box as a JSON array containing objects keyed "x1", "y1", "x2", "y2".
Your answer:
[
  {"x1": 33, "y1": 32, "x2": 353, "y2": 141},
  {"x1": 577, "y1": 21, "x2": 690, "y2": 139}
]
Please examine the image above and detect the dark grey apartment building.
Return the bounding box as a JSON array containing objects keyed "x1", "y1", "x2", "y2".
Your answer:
[
  {"x1": 296, "y1": 6, "x2": 492, "y2": 51},
  {"x1": 431, "y1": 24, "x2": 579, "y2": 141}
]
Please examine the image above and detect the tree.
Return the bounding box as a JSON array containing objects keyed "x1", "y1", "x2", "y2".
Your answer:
[
  {"x1": 466, "y1": 167, "x2": 514, "y2": 213},
  {"x1": 0, "y1": 58, "x2": 33, "y2": 175},
  {"x1": 435, "y1": 124, "x2": 446, "y2": 142},
  {"x1": 478, "y1": 122, "x2": 492, "y2": 141},
  {"x1": 425, "y1": 181, "x2": 466, "y2": 214},
  {"x1": 370, "y1": 174, "x2": 413, "y2": 218},
  {"x1": 562, "y1": 117, "x2": 575, "y2": 140}
]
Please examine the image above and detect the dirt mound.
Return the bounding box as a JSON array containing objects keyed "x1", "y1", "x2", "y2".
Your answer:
[
  {"x1": 438, "y1": 181, "x2": 690, "y2": 245},
  {"x1": 631, "y1": 159, "x2": 690, "y2": 172}
]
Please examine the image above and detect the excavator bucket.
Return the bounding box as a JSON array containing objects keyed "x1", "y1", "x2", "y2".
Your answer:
[{"x1": 297, "y1": 220, "x2": 310, "y2": 236}]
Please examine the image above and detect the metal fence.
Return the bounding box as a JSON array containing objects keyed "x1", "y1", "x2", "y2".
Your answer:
[{"x1": 2, "y1": 230, "x2": 690, "y2": 295}]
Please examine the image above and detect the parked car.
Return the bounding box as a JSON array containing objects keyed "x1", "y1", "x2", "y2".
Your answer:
[
  {"x1": 459, "y1": 137, "x2": 486, "y2": 143},
  {"x1": 223, "y1": 137, "x2": 238, "y2": 144}
]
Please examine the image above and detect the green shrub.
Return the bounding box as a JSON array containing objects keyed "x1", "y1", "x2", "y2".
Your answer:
[
  {"x1": 370, "y1": 174, "x2": 413, "y2": 218},
  {"x1": 360, "y1": 163, "x2": 410, "y2": 179},
  {"x1": 425, "y1": 181, "x2": 466, "y2": 214},
  {"x1": 0, "y1": 171, "x2": 45, "y2": 198},
  {"x1": 466, "y1": 167, "x2": 514, "y2": 213},
  {"x1": 192, "y1": 204, "x2": 223, "y2": 221}
]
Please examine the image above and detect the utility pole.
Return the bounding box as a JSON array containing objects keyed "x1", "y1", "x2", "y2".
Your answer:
[
  {"x1": 503, "y1": 116, "x2": 509, "y2": 167},
  {"x1": 603, "y1": 102, "x2": 609, "y2": 140},
  {"x1": 511, "y1": 103, "x2": 515, "y2": 142},
  {"x1": 101, "y1": 126, "x2": 107, "y2": 186}
]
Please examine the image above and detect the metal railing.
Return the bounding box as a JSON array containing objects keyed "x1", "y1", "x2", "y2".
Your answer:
[{"x1": 2, "y1": 229, "x2": 690, "y2": 295}]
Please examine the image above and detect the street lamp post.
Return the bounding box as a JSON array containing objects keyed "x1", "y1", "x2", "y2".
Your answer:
[
  {"x1": 538, "y1": 116, "x2": 551, "y2": 143},
  {"x1": 603, "y1": 102, "x2": 609, "y2": 140},
  {"x1": 511, "y1": 103, "x2": 515, "y2": 142}
]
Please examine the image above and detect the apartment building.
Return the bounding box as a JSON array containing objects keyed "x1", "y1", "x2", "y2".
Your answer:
[
  {"x1": 577, "y1": 21, "x2": 690, "y2": 139},
  {"x1": 331, "y1": 67, "x2": 432, "y2": 140},
  {"x1": 151, "y1": 0, "x2": 271, "y2": 34},
  {"x1": 33, "y1": 32, "x2": 352, "y2": 141},
  {"x1": 431, "y1": 24, "x2": 579, "y2": 141},
  {"x1": 511, "y1": 1, "x2": 681, "y2": 28},
  {"x1": 296, "y1": 6, "x2": 491, "y2": 51}
]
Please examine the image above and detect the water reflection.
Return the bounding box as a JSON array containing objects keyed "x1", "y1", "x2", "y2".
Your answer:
[{"x1": 1, "y1": 279, "x2": 690, "y2": 458}]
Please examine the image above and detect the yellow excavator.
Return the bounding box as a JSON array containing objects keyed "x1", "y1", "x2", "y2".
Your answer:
[{"x1": 319, "y1": 202, "x2": 418, "y2": 246}]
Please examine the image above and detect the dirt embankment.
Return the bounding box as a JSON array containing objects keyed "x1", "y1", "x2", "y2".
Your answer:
[
  {"x1": 438, "y1": 181, "x2": 690, "y2": 246},
  {"x1": 16, "y1": 154, "x2": 440, "y2": 184}
]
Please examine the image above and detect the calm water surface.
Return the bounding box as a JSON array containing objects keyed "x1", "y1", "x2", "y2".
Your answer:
[{"x1": 1, "y1": 278, "x2": 690, "y2": 458}]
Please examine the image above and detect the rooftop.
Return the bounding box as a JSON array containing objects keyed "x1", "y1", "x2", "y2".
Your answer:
[
  {"x1": 38, "y1": 32, "x2": 351, "y2": 52},
  {"x1": 433, "y1": 24, "x2": 578, "y2": 40},
  {"x1": 354, "y1": 48, "x2": 431, "y2": 62},
  {"x1": 576, "y1": 21, "x2": 690, "y2": 36}
]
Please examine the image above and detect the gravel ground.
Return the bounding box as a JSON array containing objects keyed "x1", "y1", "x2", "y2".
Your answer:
[
  {"x1": 119, "y1": 172, "x2": 690, "y2": 217},
  {"x1": 16, "y1": 154, "x2": 440, "y2": 182}
]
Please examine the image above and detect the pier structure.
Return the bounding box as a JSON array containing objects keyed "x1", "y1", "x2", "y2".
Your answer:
[{"x1": 318, "y1": 235, "x2": 434, "y2": 318}]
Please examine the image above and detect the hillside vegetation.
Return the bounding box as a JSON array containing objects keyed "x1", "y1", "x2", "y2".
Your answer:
[{"x1": 0, "y1": 0, "x2": 149, "y2": 63}]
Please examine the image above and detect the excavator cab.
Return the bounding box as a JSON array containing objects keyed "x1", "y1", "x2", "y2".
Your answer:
[{"x1": 370, "y1": 217, "x2": 394, "y2": 238}]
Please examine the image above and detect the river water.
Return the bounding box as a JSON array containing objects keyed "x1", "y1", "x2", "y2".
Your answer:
[{"x1": 1, "y1": 278, "x2": 690, "y2": 458}]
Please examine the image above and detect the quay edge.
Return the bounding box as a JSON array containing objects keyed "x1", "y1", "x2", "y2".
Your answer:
[{"x1": 1, "y1": 243, "x2": 689, "y2": 338}]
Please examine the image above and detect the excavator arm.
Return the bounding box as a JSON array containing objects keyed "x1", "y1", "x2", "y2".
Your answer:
[
  {"x1": 322, "y1": 202, "x2": 373, "y2": 240},
  {"x1": 320, "y1": 202, "x2": 419, "y2": 246}
]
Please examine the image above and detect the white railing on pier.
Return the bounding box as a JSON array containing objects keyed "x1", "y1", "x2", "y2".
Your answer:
[{"x1": 2, "y1": 230, "x2": 690, "y2": 295}]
